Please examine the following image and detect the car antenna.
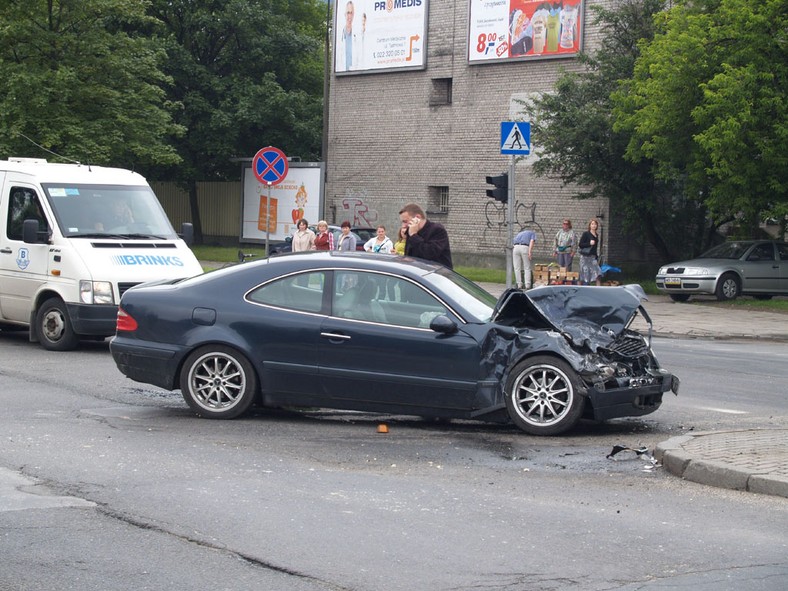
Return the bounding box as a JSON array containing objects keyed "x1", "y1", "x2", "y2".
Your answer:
[{"x1": 17, "y1": 132, "x2": 82, "y2": 165}]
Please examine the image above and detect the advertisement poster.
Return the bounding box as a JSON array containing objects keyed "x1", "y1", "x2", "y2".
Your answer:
[
  {"x1": 334, "y1": 0, "x2": 427, "y2": 74},
  {"x1": 241, "y1": 163, "x2": 324, "y2": 242},
  {"x1": 468, "y1": 0, "x2": 583, "y2": 63}
]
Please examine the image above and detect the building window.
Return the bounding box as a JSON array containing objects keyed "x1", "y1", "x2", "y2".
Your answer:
[
  {"x1": 429, "y1": 78, "x2": 452, "y2": 106},
  {"x1": 428, "y1": 186, "x2": 449, "y2": 214}
]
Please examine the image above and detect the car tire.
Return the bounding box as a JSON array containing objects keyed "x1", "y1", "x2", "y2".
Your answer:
[
  {"x1": 715, "y1": 273, "x2": 741, "y2": 301},
  {"x1": 180, "y1": 345, "x2": 258, "y2": 419},
  {"x1": 669, "y1": 294, "x2": 691, "y2": 303},
  {"x1": 504, "y1": 356, "x2": 585, "y2": 436},
  {"x1": 36, "y1": 297, "x2": 80, "y2": 351}
]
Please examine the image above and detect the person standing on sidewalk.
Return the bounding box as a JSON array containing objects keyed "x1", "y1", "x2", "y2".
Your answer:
[
  {"x1": 399, "y1": 203, "x2": 453, "y2": 268},
  {"x1": 292, "y1": 219, "x2": 316, "y2": 251},
  {"x1": 513, "y1": 228, "x2": 537, "y2": 289},
  {"x1": 553, "y1": 219, "x2": 576, "y2": 271}
]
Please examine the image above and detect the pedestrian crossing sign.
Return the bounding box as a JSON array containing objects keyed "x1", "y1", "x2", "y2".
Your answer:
[{"x1": 501, "y1": 122, "x2": 531, "y2": 155}]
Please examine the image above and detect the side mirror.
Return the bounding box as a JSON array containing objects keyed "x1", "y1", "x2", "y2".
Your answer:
[
  {"x1": 180, "y1": 222, "x2": 194, "y2": 246},
  {"x1": 23, "y1": 219, "x2": 44, "y2": 244},
  {"x1": 430, "y1": 314, "x2": 458, "y2": 335}
]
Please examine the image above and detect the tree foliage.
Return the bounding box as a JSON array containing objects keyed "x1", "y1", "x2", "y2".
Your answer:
[
  {"x1": 614, "y1": 0, "x2": 788, "y2": 236},
  {"x1": 0, "y1": 0, "x2": 182, "y2": 167},
  {"x1": 522, "y1": 0, "x2": 707, "y2": 260},
  {"x1": 146, "y1": 0, "x2": 326, "y2": 184},
  {"x1": 145, "y1": 0, "x2": 327, "y2": 242}
]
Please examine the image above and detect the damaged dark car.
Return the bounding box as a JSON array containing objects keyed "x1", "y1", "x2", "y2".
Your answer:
[{"x1": 111, "y1": 252, "x2": 679, "y2": 435}]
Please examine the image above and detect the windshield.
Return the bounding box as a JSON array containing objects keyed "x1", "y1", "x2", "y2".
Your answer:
[
  {"x1": 42, "y1": 183, "x2": 177, "y2": 239},
  {"x1": 699, "y1": 241, "x2": 754, "y2": 260},
  {"x1": 424, "y1": 268, "x2": 497, "y2": 322}
]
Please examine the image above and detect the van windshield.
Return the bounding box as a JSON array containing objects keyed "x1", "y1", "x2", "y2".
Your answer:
[{"x1": 42, "y1": 183, "x2": 177, "y2": 239}]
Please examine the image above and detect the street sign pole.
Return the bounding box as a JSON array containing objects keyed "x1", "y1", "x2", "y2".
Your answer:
[
  {"x1": 506, "y1": 155, "x2": 515, "y2": 289},
  {"x1": 265, "y1": 182, "x2": 272, "y2": 256},
  {"x1": 500, "y1": 122, "x2": 531, "y2": 289},
  {"x1": 252, "y1": 146, "x2": 289, "y2": 258}
]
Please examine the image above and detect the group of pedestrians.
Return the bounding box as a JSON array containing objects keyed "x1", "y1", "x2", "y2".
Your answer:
[
  {"x1": 512, "y1": 217, "x2": 604, "y2": 289},
  {"x1": 292, "y1": 207, "x2": 604, "y2": 289},
  {"x1": 289, "y1": 203, "x2": 454, "y2": 269}
]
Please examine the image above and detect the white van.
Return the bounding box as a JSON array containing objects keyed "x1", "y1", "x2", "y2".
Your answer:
[{"x1": 0, "y1": 158, "x2": 203, "y2": 350}]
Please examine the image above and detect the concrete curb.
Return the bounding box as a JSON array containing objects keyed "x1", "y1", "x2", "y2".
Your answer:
[{"x1": 655, "y1": 430, "x2": 788, "y2": 499}]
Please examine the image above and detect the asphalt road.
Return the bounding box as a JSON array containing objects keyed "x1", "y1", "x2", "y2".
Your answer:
[{"x1": 0, "y1": 333, "x2": 786, "y2": 591}]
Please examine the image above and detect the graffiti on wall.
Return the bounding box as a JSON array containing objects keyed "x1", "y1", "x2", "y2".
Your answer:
[
  {"x1": 483, "y1": 200, "x2": 547, "y2": 249},
  {"x1": 341, "y1": 189, "x2": 379, "y2": 227}
]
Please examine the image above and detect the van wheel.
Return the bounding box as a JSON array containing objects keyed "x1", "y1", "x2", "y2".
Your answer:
[{"x1": 36, "y1": 297, "x2": 79, "y2": 351}]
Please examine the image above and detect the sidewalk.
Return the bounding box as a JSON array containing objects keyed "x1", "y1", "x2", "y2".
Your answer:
[{"x1": 480, "y1": 282, "x2": 788, "y2": 498}]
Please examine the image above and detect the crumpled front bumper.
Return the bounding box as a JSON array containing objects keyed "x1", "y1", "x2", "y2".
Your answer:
[{"x1": 585, "y1": 371, "x2": 679, "y2": 422}]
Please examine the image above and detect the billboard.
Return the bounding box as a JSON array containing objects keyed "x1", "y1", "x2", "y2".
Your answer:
[
  {"x1": 333, "y1": 0, "x2": 427, "y2": 74},
  {"x1": 468, "y1": 0, "x2": 583, "y2": 63},
  {"x1": 241, "y1": 162, "x2": 325, "y2": 243}
]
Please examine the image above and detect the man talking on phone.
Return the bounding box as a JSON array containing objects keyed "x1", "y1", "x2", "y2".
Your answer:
[{"x1": 398, "y1": 203, "x2": 453, "y2": 269}]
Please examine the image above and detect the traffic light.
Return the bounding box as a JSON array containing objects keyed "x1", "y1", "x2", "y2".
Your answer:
[{"x1": 486, "y1": 172, "x2": 508, "y2": 203}]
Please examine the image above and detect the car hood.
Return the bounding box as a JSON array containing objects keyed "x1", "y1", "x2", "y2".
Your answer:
[
  {"x1": 662, "y1": 257, "x2": 729, "y2": 269},
  {"x1": 491, "y1": 284, "x2": 652, "y2": 350}
]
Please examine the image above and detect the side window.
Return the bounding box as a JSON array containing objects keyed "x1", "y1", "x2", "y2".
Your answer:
[
  {"x1": 777, "y1": 244, "x2": 788, "y2": 261},
  {"x1": 332, "y1": 271, "x2": 449, "y2": 328},
  {"x1": 747, "y1": 243, "x2": 775, "y2": 262},
  {"x1": 7, "y1": 187, "x2": 49, "y2": 241},
  {"x1": 247, "y1": 272, "x2": 326, "y2": 313}
]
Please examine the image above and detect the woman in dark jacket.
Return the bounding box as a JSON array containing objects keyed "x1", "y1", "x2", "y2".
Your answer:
[{"x1": 578, "y1": 218, "x2": 602, "y2": 285}]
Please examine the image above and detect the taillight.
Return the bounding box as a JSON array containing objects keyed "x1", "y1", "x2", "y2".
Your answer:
[{"x1": 116, "y1": 307, "x2": 138, "y2": 332}]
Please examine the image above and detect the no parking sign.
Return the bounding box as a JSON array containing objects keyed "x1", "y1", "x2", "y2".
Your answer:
[{"x1": 253, "y1": 146, "x2": 289, "y2": 185}]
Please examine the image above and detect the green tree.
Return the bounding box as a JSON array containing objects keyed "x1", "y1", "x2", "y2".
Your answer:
[
  {"x1": 614, "y1": 0, "x2": 788, "y2": 239},
  {"x1": 0, "y1": 0, "x2": 181, "y2": 167},
  {"x1": 522, "y1": 0, "x2": 707, "y2": 261},
  {"x1": 146, "y1": 0, "x2": 326, "y2": 242}
]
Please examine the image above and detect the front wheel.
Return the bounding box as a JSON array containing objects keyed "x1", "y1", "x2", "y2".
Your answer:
[
  {"x1": 505, "y1": 356, "x2": 585, "y2": 436},
  {"x1": 715, "y1": 273, "x2": 741, "y2": 301},
  {"x1": 180, "y1": 345, "x2": 258, "y2": 419},
  {"x1": 36, "y1": 297, "x2": 79, "y2": 351}
]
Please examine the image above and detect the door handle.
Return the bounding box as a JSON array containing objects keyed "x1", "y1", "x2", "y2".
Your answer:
[
  {"x1": 320, "y1": 332, "x2": 351, "y2": 340},
  {"x1": 0, "y1": 248, "x2": 12, "y2": 254}
]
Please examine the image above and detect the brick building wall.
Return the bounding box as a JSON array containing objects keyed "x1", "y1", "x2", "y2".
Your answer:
[{"x1": 326, "y1": 0, "x2": 628, "y2": 268}]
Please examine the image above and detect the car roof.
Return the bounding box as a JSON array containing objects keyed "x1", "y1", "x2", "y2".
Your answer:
[{"x1": 263, "y1": 250, "x2": 440, "y2": 276}]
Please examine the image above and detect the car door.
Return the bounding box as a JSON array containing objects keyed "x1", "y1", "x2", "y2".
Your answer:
[
  {"x1": 776, "y1": 243, "x2": 788, "y2": 294},
  {"x1": 742, "y1": 242, "x2": 779, "y2": 293},
  {"x1": 244, "y1": 270, "x2": 328, "y2": 405},
  {"x1": 0, "y1": 183, "x2": 52, "y2": 322},
  {"x1": 318, "y1": 270, "x2": 481, "y2": 414}
]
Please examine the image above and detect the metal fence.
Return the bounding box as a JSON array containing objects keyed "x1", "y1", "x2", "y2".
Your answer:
[{"x1": 151, "y1": 181, "x2": 241, "y2": 239}]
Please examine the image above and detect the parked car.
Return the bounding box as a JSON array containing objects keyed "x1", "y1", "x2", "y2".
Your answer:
[
  {"x1": 656, "y1": 240, "x2": 788, "y2": 302},
  {"x1": 111, "y1": 252, "x2": 678, "y2": 435},
  {"x1": 268, "y1": 225, "x2": 368, "y2": 254}
]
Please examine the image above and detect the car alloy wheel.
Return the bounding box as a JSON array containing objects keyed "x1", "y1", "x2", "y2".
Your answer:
[
  {"x1": 505, "y1": 356, "x2": 584, "y2": 435},
  {"x1": 180, "y1": 345, "x2": 257, "y2": 419}
]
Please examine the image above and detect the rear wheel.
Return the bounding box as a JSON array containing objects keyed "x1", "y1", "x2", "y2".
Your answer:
[
  {"x1": 36, "y1": 297, "x2": 79, "y2": 351},
  {"x1": 505, "y1": 356, "x2": 585, "y2": 436},
  {"x1": 669, "y1": 294, "x2": 691, "y2": 303},
  {"x1": 715, "y1": 273, "x2": 741, "y2": 301},
  {"x1": 180, "y1": 345, "x2": 257, "y2": 419}
]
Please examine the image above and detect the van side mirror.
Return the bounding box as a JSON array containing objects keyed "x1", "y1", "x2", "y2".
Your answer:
[
  {"x1": 180, "y1": 222, "x2": 194, "y2": 246},
  {"x1": 23, "y1": 219, "x2": 45, "y2": 244}
]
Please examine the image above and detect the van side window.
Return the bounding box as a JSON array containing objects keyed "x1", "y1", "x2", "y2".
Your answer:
[{"x1": 7, "y1": 187, "x2": 49, "y2": 241}]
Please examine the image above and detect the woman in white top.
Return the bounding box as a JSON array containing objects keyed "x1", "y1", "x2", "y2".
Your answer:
[
  {"x1": 363, "y1": 225, "x2": 393, "y2": 254},
  {"x1": 291, "y1": 219, "x2": 316, "y2": 251}
]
